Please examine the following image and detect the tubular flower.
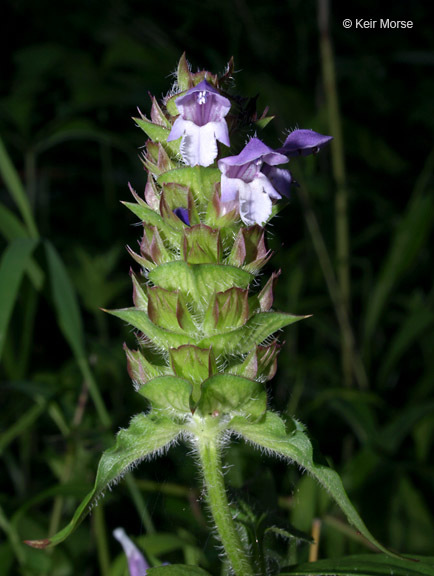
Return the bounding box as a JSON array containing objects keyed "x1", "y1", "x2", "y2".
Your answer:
[
  {"x1": 113, "y1": 528, "x2": 149, "y2": 576},
  {"x1": 167, "y1": 79, "x2": 231, "y2": 167},
  {"x1": 278, "y1": 129, "x2": 333, "y2": 157},
  {"x1": 218, "y1": 137, "x2": 291, "y2": 226}
]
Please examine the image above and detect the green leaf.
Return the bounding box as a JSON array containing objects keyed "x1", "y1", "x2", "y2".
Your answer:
[
  {"x1": 0, "y1": 238, "x2": 38, "y2": 360},
  {"x1": 203, "y1": 288, "x2": 249, "y2": 334},
  {"x1": 229, "y1": 411, "x2": 398, "y2": 557},
  {"x1": 177, "y1": 53, "x2": 192, "y2": 91},
  {"x1": 280, "y1": 554, "x2": 434, "y2": 576},
  {"x1": 255, "y1": 115, "x2": 275, "y2": 129},
  {"x1": 364, "y1": 193, "x2": 434, "y2": 346},
  {"x1": 0, "y1": 136, "x2": 38, "y2": 238},
  {"x1": 148, "y1": 565, "x2": 213, "y2": 576},
  {"x1": 107, "y1": 307, "x2": 192, "y2": 349},
  {"x1": 148, "y1": 261, "x2": 253, "y2": 309},
  {"x1": 379, "y1": 306, "x2": 434, "y2": 384},
  {"x1": 122, "y1": 201, "x2": 180, "y2": 247},
  {"x1": 158, "y1": 166, "x2": 221, "y2": 205},
  {"x1": 45, "y1": 241, "x2": 84, "y2": 357},
  {"x1": 138, "y1": 376, "x2": 192, "y2": 413},
  {"x1": 131, "y1": 272, "x2": 148, "y2": 309},
  {"x1": 170, "y1": 345, "x2": 216, "y2": 384},
  {"x1": 197, "y1": 374, "x2": 266, "y2": 418},
  {"x1": 0, "y1": 398, "x2": 47, "y2": 456},
  {"x1": 134, "y1": 117, "x2": 180, "y2": 157},
  {"x1": 45, "y1": 241, "x2": 110, "y2": 426},
  {"x1": 25, "y1": 413, "x2": 184, "y2": 549},
  {"x1": 228, "y1": 344, "x2": 280, "y2": 381},
  {"x1": 148, "y1": 286, "x2": 196, "y2": 335},
  {"x1": 182, "y1": 224, "x2": 221, "y2": 264},
  {"x1": 0, "y1": 203, "x2": 31, "y2": 240},
  {"x1": 379, "y1": 401, "x2": 434, "y2": 454},
  {"x1": 134, "y1": 117, "x2": 170, "y2": 141},
  {"x1": 124, "y1": 345, "x2": 170, "y2": 385},
  {"x1": 389, "y1": 476, "x2": 434, "y2": 552},
  {"x1": 198, "y1": 311, "x2": 306, "y2": 355}
]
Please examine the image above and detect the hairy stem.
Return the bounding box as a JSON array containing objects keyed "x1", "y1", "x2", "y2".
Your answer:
[{"x1": 196, "y1": 432, "x2": 255, "y2": 576}]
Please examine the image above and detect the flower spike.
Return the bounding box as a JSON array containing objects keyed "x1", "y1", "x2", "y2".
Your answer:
[{"x1": 25, "y1": 56, "x2": 393, "y2": 576}]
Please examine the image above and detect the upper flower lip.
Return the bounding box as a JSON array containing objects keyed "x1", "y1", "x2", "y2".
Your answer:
[
  {"x1": 169, "y1": 79, "x2": 231, "y2": 128},
  {"x1": 218, "y1": 137, "x2": 288, "y2": 171},
  {"x1": 278, "y1": 129, "x2": 333, "y2": 157}
]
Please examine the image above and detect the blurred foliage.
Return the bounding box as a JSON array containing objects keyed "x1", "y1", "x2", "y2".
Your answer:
[{"x1": 1, "y1": 0, "x2": 433, "y2": 574}]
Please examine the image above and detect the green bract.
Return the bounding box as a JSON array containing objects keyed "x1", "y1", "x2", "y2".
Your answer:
[{"x1": 25, "y1": 55, "x2": 400, "y2": 574}]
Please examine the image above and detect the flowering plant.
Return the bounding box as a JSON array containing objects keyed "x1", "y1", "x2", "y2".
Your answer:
[{"x1": 25, "y1": 55, "x2": 405, "y2": 576}]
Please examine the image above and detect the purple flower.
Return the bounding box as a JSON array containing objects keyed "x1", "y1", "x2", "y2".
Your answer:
[
  {"x1": 173, "y1": 207, "x2": 190, "y2": 225},
  {"x1": 167, "y1": 79, "x2": 231, "y2": 167},
  {"x1": 218, "y1": 137, "x2": 290, "y2": 226},
  {"x1": 113, "y1": 528, "x2": 149, "y2": 576},
  {"x1": 278, "y1": 129, "x2": 332, "y2": 157}
]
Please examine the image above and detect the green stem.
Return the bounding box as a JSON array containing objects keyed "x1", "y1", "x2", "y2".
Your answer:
[{"x1": 196, "y1": 433, "x2": 255, "y2": 576}]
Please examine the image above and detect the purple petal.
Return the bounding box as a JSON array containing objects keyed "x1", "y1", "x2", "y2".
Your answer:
[
  {"x1": 211, "y1": 116, "x2": 230, "y2": 147},
  {"x1": 173, "y1": 207, "x2": 190, "y2": 225},
  {"x1": 220, "y1": 174, "x2": 241, "y2": 203},
  {"x1": 113, "y1": 528, "x2": 149, "y2": 576},
  {"x1": 172, "y1": 80, "x2": 231, "y2": 127},
  {"x1": 219, "y1": 138, "x2": 288, "y2": 173},
  {"x1": 278, "y1": 129, "x2": 333, "y2": 157},
  {"x1": 167, "y1": 80, "x2": 231, "y2": 166},
  {"x1": 261, "y1": 165, "x2": 292, "y2": 198},
  {"x1": 166, "y1": 116, "x2": 185, "y2": 141}
]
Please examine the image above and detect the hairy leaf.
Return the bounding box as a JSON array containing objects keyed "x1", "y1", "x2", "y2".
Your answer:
[
  {"x1": 229, "y1": 412, "x2": 399, "y2": 557},
  {"x1": 25, "y1": 414, "x2": 184, "y2": 549}
]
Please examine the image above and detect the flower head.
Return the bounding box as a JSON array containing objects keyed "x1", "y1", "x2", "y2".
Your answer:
[
  {"x1": 167, "y1": 79, "x2": 231, "y2": 167},
  {"x1": 218, "y1": 137, "x2": 291, "y2": 226},
  {"x1": 278, "y1": 129, "x2": 332, "y2": 157},
  {"x1": 113, "y1": 527, "x2": 149, "y2": 576}
]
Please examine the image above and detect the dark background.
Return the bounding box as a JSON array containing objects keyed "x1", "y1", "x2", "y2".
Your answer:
[{"x1": 1, "y1": 0, "x2": 433, "y2": 574}]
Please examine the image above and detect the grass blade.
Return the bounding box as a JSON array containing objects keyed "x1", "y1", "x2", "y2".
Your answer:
[
  {"x1": 0, "y1": 136, "x2": 38, "y2": 238},
  {"x1": 44, "y1": 240, "x2": 110, "y2": 426},
  {"x1": 0, "y1": 238, "x2": 38, "y2": 360}
]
